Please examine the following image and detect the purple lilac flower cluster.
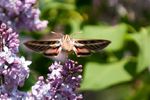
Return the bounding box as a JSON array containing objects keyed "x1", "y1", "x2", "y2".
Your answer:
[
  {"x1": 0, "y1": 22, "x2": 31, "y2": 99},
  {"x1": 0, "y1": 22, "x2": 19, "y2": 53},
  {"x1": 30, "y1": 60, "x2": 83, "y2": 100},
  {"x1": 0, "y1": 0, "x2": 48, "y2": 31}
]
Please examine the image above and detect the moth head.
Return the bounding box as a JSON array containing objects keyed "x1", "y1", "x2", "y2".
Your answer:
[{"x1": 61, "y1": 35, "x2": 74, "y2": 51}]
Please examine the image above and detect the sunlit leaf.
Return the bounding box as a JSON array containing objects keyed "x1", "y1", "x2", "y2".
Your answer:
[
  {"x1": 129, "y1": 28, "x2": 150, "y2": 73},
  {"x1": 80, "y1": 58, "x2": 132, "y2": 90}
]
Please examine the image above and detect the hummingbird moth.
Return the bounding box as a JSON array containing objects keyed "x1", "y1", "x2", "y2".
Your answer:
[{"x1": 24, "y1": 33, "x2": 111, "y2": 57}]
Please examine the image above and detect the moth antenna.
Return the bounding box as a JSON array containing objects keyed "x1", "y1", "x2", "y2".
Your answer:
[
  {"x1": 51, "y1": 31, "x2": 56, "y2": 34},
  {"x1": 76, "y1": 31, "x2": 82, "y2": 34},
  {"x1": 70, "y1": 31, "x2": 82, "y2": 37},
  {"x1": 51, "y1": 31, "x2": 64, "y2": 37}
]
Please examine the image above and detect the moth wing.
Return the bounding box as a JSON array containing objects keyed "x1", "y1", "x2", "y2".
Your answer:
[
  {"x1": 75, "y1": 39, "x2": 111, "y2": 51},
  {"x1": 73, "y1": 46, "x2": 91, "y2": 57},
  {"x1": 74, "y1": 39, "x2": 111, "y2": 57},
  {"x1": 24, "y1": 40, "x2": 61, "y2": 56}
]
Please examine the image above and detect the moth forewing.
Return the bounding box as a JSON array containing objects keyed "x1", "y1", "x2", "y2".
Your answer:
[
  {"x1": 73, "y1": 39, "x2": 111, "y2": 57},
  {"x1": 24, "y1": 39, "x2": 61, "y2": 54}
]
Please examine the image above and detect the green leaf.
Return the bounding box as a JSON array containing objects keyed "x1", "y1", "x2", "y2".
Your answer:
[
  {"x1": 39, "y1": 0, "x2": 75, "y2": 10},
  {"x1": 80, "y1": 58, "x2": 132, "y2": 91},
  {"x1": 72, "y1": 24, "x2": 128, "y2": 51},
  {"x1": 129, "y1": 28, "x2": 150, "y2": 73}
]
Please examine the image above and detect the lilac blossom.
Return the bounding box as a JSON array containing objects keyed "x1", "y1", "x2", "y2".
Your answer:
[
  {"x1": 0, "y1": 22, "x2": 31, "y2": 99},
  {"x1": 0, "y1": 0, "x2": 48, "y2": 31},
  {"x1": 0, "y1": 21, "x2": 19, "y2": 53},
  {"x1": 30, "y1": 60, "x2": 83, "y2": 100}
]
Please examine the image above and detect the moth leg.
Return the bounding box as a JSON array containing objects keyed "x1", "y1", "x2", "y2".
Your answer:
[{"x1": 73, "y1": 47, "x2": 78, "y2": 56}]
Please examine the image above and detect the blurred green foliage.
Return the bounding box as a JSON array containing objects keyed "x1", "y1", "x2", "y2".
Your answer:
[{"x1": 21, "y1": 0, "x2": 150, "y2": 100}]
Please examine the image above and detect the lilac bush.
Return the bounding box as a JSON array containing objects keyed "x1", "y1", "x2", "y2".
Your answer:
[
  {"x1": 0, "y1": 22, "x2": 83, "y2": 99},
  {"x1": 0, "y1": 0, "x2": 48, "y2": 31}
]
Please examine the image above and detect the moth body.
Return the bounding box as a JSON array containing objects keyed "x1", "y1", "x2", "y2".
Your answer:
[{"x1": 60, "y1": 35, "x2": 74, "y2": 52}]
